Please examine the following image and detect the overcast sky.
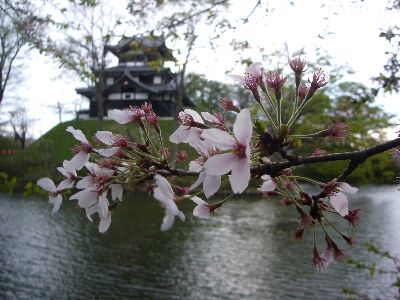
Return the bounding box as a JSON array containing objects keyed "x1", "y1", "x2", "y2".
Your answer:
[{"x1": 3, "y1": 0, "x2": 399, "y2": 139}]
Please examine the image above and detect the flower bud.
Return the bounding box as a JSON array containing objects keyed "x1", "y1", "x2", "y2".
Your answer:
[{"x1": 220, "y1": 97, "x2": 240, "y2": 113}]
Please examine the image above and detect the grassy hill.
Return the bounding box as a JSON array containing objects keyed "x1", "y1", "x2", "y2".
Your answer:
[{"x1": 0, "y1": 118, "x2": 190, "y2": 187}]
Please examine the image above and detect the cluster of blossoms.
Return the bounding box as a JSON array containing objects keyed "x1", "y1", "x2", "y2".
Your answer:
[{"x1": 39, "y1": 53, "x2": 364, "y2": 270}]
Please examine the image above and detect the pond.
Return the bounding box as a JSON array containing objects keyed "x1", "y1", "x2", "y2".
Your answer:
[{"x1": 0, "y1": 186, "x2": 399, "y2": 299}]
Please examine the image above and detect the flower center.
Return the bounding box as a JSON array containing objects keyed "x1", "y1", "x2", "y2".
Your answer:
[{"x1": 233, "y1": 143, "x2": 247, "y2": 158}]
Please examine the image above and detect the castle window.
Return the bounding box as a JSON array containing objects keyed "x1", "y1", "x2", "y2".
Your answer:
[
  {"x1": 109, "y1": 93, "x2": 121, "y2": 100},
  {"x1": 106, "y1": 77, "x2": 114, "y2": 85},
  {"x1": 153, "y1": 76, "x2": 162, "y2": 84}
]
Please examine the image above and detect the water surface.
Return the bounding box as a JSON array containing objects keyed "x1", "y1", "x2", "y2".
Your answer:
[{"x1": 0, "y1": 186, "x2": 399, "y2": 299}]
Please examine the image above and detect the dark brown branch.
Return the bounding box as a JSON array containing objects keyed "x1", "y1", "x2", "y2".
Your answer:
[
  {"x1": 159, "y1": 138, "x2": 400, "y2": 178},
  {"x1": 251, "y1": 138, "x2": 400, "y2": 177},
  {"x1": 241, "y1": 0, "x2": 261, "y2": 24}
]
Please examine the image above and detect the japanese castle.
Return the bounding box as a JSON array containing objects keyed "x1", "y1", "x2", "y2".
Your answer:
[{"x1": 76, "y1": 35, "x2": 193, "y2": 118}]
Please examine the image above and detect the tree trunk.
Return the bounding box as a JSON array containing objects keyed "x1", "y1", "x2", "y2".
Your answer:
[{"x1": 95, "y1": 70, "x2": 105, "y2": 130}]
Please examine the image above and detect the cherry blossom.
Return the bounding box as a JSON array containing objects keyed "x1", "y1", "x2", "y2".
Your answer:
[
  {"x1": 37, "y1": 177, "x2": 72, "y2": 214},
  {"x1": 95, "y1": 131, "x2": 128, "y2": 157},
  {"x1": 191, "y1": 196, "x2": 211, "y2": 219},
  {"x1": 169, "y1": 109, "x2": 204, "y2": 145},
  {"x1": 258, "y1": 175, "x2": 276, "y2": 192},
  {"x1": 188, "y1": 139, "x2": 221, "y2": 198},
  {"x1": 201, "y1": 108, "x2": 252, "y2": 193},
  {"x1": 108, "y1": 107, "x2": 144, "y2": 124},
  {"x1": 328, "y1": 182, "x2": 358, "y2": 217},
  {"x1": 65, "y1": 126, "x2": 93, "y2": 170},
  {"x1": 153, "y1": 174, "x2": 185, "y2": 231},
  {"x1": 230, "y1": 62, "x2": 262, "y2": 91},
  {"x1": 57, "y1": 159, "x2": 77, "y2": 189}
]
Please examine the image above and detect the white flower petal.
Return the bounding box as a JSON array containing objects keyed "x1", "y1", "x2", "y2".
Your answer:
[
  {"x1": 154, "y1": 187, "x2": 169, "y2": 203},
  {"x1": 108, "y1": 109, "x2": 134, "y2": 124},
  {"x1": 57, "y1": 179, "x2": 74, "y2": 191},
  {"x1": 111, "y1": 184, "x2": 123, "y2": 201},
  {"x1": 169, "y1": 126, "x2": 190, "y2": 144},
  {"x1": 229, "y1": 74, "x2": 245, "y2": 84},
  {"x1": 201, "y1": 112, "x2": 220, "y2": 124},
  {"x1": 62, "y1": 160, "x2": 77, "y2": 174},
  {"x1": 98, "y1": 193, "x2": 109, "y2": 219},
  {"x1": 66, "y1": 126, "x2": 89, "y2": 144},
  {"x1": 330, "y1": 192, "x2": 349, "y2": 217},
  {"x1": 339, "y1": 182, "x2": 358, "y2": 194},
  {"x1": 203, "y1": 174, "x2": 221, "y2": 198},
  {"x1": 189, "y1": 139, "x2": 211, "y2": 156},
  {"x1": 193, "y1": 205, "x2": 211, "y2": 219},
  {"x1": 57, "y1": 167, "x2": 69, "y2": 178},
  {"x1": 261, "y1": 174, "x2": 272, "y2": 181},
  {"x1": 191, "y1": 196, "x2": 207, "y2": 206},
  {"x1": 258, "y1": 179, "x2": 276, "y2": 192},
  {"x1": 247, "y1": 62, "x2": 262, "y2": 77},
  {"x1": 76, "y1": 176, "x2": 93, "y2": 189},
  {"x1": 184, "y1": 109, "x2": 203, "y2": 124},
  {"x1": 189, "y1": 171, "x2": 206, "y2": 191},
  {"x1": 66, "y1": 151, "x2": 90, "y2": 171},
  {"x1": 99, "y1": 212, "x2": 112, "y2": 233},
  {"x1": 201, "y1": 128, "x2": 236, "y2": 150},
  {"x1": 161, "y1": 213, "x2": 175, "y2": 231},
  {"x1": 49, "y1": 194, "x2": 62, "y2": 214},
  {"x1": 189, "y1": 160, "x2": 203, "y2": 172},
  {"x1": 95, "y1": 131, "x2": 116, "y2": 145},
  {"x1": 154, "y1": 174, "x2": 174, "y2": 200},
  {"x1": 203, "y1": 153, "x2": 236, "y2": 176},
  {"x1": 229, "y1": 158, "x2": 251, "y2": 194},
  {"x1": 233, "y1": 109, "x2": 252, "y2": 145},
  {"x1": 95, "y1": 147, "x2": 120, "y2": 157},
  {"x1": 37, "y1": 178, "x2": 57, "y2": 193},
  {"x1": 70, "y1": 189, "x2": 98, "y2": 209}
]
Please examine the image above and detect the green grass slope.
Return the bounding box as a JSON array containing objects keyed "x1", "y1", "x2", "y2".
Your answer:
[{"x1": 0, "y1": 118, "x2": 187, "y2": 186}]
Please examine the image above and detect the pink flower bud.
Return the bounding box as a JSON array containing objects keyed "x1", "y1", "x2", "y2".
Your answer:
[
  {"x1": 298, "y1": 82, "x2": 309, "y2": 103},
  {"x1": 344, "y1": 208, "x2": 361, "y2": 226},
  {"x1": 141, "y1": 102, "x2": 153, "y2": 114},
  {"x1": 312, "y1": 148, "x2": 327, "y2": 156},
  {"x1": 131, "y1": 106, "x2": 145, "y2": 123},
  {"x1": 145, "y1": 111, "x2": 158, "y2": 126},
  {"x1": 324, "y1": 122, "x2": 350, "y2": 139},
  {"x1": 160, "y1": 147, "x2": 170, "y2": 160},
  {"x1": 289, "y1": 55, "x2": 306, "y2": 74},
  {"x1": 265, "y1": 71, "x2": 287, "y2": 89},
  {"x1": 310, "y1": 69, "x2": 329, "y2": 90},
  {"x1": 220, "y1": 97, "x2": 240, "y2": 112},
  {"x1": 177, "y1": 150, "x2": 188, "y2": 162}
]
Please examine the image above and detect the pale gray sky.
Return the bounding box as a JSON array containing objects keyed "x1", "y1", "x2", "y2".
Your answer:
[{"x1": 3, "y1": 0, "x2": 399, "y2": 139}]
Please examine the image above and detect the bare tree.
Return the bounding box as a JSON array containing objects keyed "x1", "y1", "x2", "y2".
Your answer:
[
  {"x1": 0, "y1": 0, "x2": 50, "y2": 105},
  {"x1": 8, "y1": 104, "x2": 34, "y2": 149},
  {"x1": 45, "y1": 0, "x2": 125, "y2": 130}
]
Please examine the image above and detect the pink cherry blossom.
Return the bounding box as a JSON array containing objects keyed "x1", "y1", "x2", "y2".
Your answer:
[
  {"x1": 230, "y1": 62, "x2": 262, "y2": 91},
  {"x1": 57, "y1": 159, "x2": 77, "y2": 189},
  {"x1": 188, "y1": 139, "x2": 221, "y2": 198},
  {"x1": 80, "y1": 191, "x2": 113, "y2": 233},
  {"x1": 153, "y1": 174, "x2": 185, "y2": 231},
  {"x1": 328, "y1": 182, "x2": 358, "y2": 217},
  {"x1": 258, "y1": 174, "x2": 276, "y2": 192},
  {"x1": 201, "y1": 109, "x2": 253, "y2": 194},
  {"x1": 76, "y1": 162, "x2": 114, "y2": 191},
  {"x1": 95, "y1": 131, "x2": 127, "y2": 157},
  {"x1": 169, "y1": 109, "x2": 204, "y2": 145},
  {"x1": 65, "y1": 126, "x2": 93, "y2": 170},
  {"x1": 108, "y1": 107, "x2": 144, "y2": 124},
  {"x1": 191, "y1": 196, "x2": 211, "y2": 219},
  {"x1": 37, "y1": 177, "x2": 72, "y2": 214}
]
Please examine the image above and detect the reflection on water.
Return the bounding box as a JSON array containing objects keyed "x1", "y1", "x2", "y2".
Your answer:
[{"x1": 0, "y1": 186, "x2": 399, "y2": 299}]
